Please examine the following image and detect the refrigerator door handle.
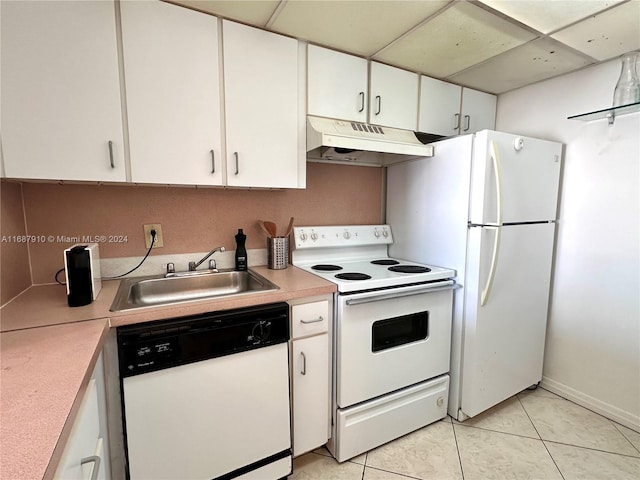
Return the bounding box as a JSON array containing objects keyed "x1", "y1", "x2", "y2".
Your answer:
[
  {"x1": 481, "y1": 226, "x2": 501, "y2": 306},
  {"x1": 489, "y1": 140, "x2": 503, "y2": 226}
]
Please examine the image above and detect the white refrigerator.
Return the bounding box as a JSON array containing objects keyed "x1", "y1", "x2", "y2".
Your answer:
[{"x1": 386, "y1": 130, "x2": 562, "y2": 421}]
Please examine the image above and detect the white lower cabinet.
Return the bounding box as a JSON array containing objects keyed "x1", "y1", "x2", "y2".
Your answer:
[
  {"x1": 54, "y1": 353, "x2": 110, "y2": 480},
  {"x1": 289, "y1": 299, "x2": 331, "y2": 456},
  {"x1": 292, "y1": 334, "x2": 329, "y2": 456}
]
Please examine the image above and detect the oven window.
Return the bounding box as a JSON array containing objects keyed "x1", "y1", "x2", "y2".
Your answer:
[{"x1": 371, "y1": 312, "x2": 429, "y2": 352}]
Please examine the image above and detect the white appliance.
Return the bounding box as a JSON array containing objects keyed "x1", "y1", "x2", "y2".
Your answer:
[
  {"x1": 306, "y1": 115, "x2": 435, "y2": 165},
  {"x1": 386, "y1": 130, "x2": 562, "y2": 421},
  {"x1": 117, "y1": 303, "x2": 292, "y2": 480},
  {"x1": 292, "y1": 225, "x2": 455, "y2": 462}
]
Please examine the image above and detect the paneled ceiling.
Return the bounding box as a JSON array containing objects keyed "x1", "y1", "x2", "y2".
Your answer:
[{"x1": 168, "y1": 0, "x2": 640, "y2": 94}]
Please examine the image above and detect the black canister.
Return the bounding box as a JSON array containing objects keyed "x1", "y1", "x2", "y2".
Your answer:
[{"x1": 234, "y1": 229, "x2": 248, "y2": 271}]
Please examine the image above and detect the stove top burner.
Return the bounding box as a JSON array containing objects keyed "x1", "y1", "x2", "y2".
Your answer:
[
  {"x1": 371, "y1": 259, "x2": 400, "y2": 265},
  {"x1": 335, "y1": 272, "x2": 372, "y2": 281},
  {"x1": 312, "y1": 264, "x2": 343, "y2": 271},
  {"x1": 388, "y1": 265, "x2": 432, "y2": 274}
]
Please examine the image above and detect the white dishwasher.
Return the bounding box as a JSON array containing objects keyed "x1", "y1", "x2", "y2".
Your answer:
[{"x1": 117, "y1": 302, "x2": 292, "y2": 480}]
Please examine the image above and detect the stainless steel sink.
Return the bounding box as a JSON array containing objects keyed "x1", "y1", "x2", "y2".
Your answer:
[{"x1": 110, "y1": 269, "x2": 279, "y2": 311}]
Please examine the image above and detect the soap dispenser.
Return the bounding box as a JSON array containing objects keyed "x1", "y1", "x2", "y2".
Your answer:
[{"x1": 234, "y1": 229, "x2": 247, "y2": 271}]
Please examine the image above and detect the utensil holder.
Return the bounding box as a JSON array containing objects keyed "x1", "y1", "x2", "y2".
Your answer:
[{"x1": 268, "y1": 237, "x2": 289, "y2": 270}]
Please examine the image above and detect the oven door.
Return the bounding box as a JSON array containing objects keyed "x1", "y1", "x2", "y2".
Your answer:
[{"x1": 335, "y1": 281, "x2": 455, "y2": 409}]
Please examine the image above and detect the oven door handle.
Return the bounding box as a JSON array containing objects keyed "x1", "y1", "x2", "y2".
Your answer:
[{"x1": 345, "y1": 281, "x2": 457, "y2": 306}]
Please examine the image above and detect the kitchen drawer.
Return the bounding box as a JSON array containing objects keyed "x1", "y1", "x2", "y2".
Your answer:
[{"x1": 291, "y1": 301, "x2": 329, "y2": 338}]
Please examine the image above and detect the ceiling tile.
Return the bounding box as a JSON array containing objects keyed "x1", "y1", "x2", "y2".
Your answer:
[
  {"x1": 169, "y1": 0, "x2": 280, "y2": 26},
  {"x1": 479, "y1": 0, "x2": 624, "y2": 34},
  {"x1": 551, "y1": 1, "x2": 640, "y2": 60},
  {"x1": 373, "y1": 1, "x2": 537, "y2": 78},
  {"x1": 269, "y1": 0, "x2": 449, "y2": 57},
  {"x1": 448, "y1": 37, "x2": 593, "y2": 94}
]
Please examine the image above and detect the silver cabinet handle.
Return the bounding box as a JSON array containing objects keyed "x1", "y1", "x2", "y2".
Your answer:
[
  {"x1": 300, "y1": 351, "x2": 306, "y2": 375},
  {"x1": 454, "y1": 113, "x2": 461, "y2": 130},
  {"x1": 234, "y1": 152, "x2": 239, "y2": 175},
  {"x1": 81, "y1": 455, "x2": 101, "y2": 480},
  {"x1": 300, "y1": 316, "x2": 323, "y2": 324},
  {"x1": 210, "y1": 150, "x2": 215, "y2": 174},
  {"x1": 108, "y1": 140, "x2": 114, "y2": 168},
  {"x1": 358, "y1": 91, "x2": 365, "y2": 112},
  {"x1": 375, "y1": 95, "x2": 381, "y2": 115},
  {"x1": 463, "y1": 115, "x2": 471, "y2": 132}
]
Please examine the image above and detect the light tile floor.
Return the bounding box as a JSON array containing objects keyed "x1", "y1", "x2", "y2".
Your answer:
[{"x1": 290, "y1": 387, "x2": 640, "y2": 480}]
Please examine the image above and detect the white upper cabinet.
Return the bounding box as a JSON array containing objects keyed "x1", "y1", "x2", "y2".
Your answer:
[
  {"x1": 1, "y1": 0, "x2": 126, "y2": 182},
  {"x1": 419, "y1": 76, "x2": 496, "y2": 136},
  {"x1": 460, "y1": 88, "x2": 497, "y2": 134},
  {"x1": 369, "y1": 62, "x2": 419, "y2": 130},
  {"x1": 307, "y1": 45, "x2": 369, "y2": 123},
  {"x1": 120, "y1": 1, "x2": 223, "y2": 186},
  {"x1": 223, "y1": 20, "x2": 301, "y2": 188},
  {"x1": 418, "y1": 76, "x2": 463, "y2": 137}
]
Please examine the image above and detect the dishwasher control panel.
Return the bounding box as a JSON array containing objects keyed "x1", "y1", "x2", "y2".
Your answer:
[{"x1": 117, "y1": 302, "x2": 289, "y2": 377}]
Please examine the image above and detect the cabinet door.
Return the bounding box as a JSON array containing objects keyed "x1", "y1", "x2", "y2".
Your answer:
[
  {"x1": 223, "y1": 20, "x2": 300, "y2": 188},
  {"x1": 369, "y1": 62, "x2": 419, "y2": 130},
  {"x1": 1, "y1": 0, "x2": 125, "y2": 182},
  {"x1": 291, "y1": 300, "x2": 329, "y2": 339},
  {"x1": 54, "y1": 380, "x2": 101, "y2": 479},
  {"x1": 308, "y1": 45, "x2": 368, "y2": 123},
  {"x1": 418, "y1": 76, "x2": 462, "y2": 137},
  {"x1": 121, "y1": 1, "x2": 223, "y2": 185},
  {"x1": 292, "y1": 334, "x2": 330, "y2": 456},
  {"x1": 460, "y1": 87, "x2": 497, "y2": 134}
]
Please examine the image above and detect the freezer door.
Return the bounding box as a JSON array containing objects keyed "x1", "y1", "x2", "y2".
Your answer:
[
  {"x1": 469, "y1": 130, "x2": 562, "y2": 225},
  {"x1": 461, "y1": 223, "x2": 555, "y2": 418}
]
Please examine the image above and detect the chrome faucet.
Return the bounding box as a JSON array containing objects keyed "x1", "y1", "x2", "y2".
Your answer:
[{"x1": 189, "y1": 246, "x2": 226, "y2": 271}]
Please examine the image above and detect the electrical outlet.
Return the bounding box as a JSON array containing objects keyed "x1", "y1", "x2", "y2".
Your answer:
[{"x1": 143, "y1": 224, "x2": 164, "y2": 248}]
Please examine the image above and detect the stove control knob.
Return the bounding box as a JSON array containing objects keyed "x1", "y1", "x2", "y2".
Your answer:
[
  {"x1": 300, "y1": 232, "x2": 308, "y2": 241},
  {"x1": 382, "y1": 229, "x2": 389, "y2": 238},
  {"x1": 310, "y1": 232, "x2": 318, "y2": 241},
  {"x1": 374, "y1": 229, "x2": 380, "y2": 238},
  {"x1": 343, "y1": 231, "x2": 351, "y2": 239}
]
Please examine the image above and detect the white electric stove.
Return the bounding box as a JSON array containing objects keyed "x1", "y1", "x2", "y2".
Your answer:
[
  {"x1": 292, "y1": 224, "x2": 454, "y2": 292},
  {"x1": 292, "y1": 225, "x2": 456, "y2": 463}
]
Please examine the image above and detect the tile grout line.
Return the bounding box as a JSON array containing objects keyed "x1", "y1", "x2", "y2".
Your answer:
[
  {"x1": 612, "y1": 422, "x2": 640, "y2": 457},
  {"x1": 518, "y1": 393, "x2": 640, "y2": 460},
  {"x1": 517, "y1": 394, "x2": 567, "y2": 480},
  {"x1": 543, "y1": 439, "x2": 640, "y2": 460},
  {"x1": 361, "y1": 464, "x2": 423, "y2": 480},
  {"x1": 451, "y1": 422, "x2": 466, "y2": 480},
  {"x1": 361, "y1": 452, "x2": 367, "y2": 480},
  {"x1": 452, "y1": 421, "x2": 545, "y2": 441}
]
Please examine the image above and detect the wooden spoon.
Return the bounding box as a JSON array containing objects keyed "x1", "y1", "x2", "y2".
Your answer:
[
  {"x1": 258, "y1": 220, "x2": 272, "y2": 238},
  {"x1": 284, "y1": 217, "x2": 294, "y2": 237},
  {"x1": 264, "y1": 221, "x2": 278, "y2": 238}
]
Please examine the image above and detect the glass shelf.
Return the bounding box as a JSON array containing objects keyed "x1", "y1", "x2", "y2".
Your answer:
[{"x1": 568, "y1": 101, "x2": 640, "y2": 125}]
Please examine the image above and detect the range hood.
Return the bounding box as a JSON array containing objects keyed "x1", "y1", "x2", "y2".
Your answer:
[{"x1": 306, "y1": 115, "x2": 436, "y2": 166}]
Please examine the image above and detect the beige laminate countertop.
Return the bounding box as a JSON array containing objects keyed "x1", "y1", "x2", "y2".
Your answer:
[
  {"x1": 1, "y1": 319, "x2": 109, "y2": 480},
  {"x1": 0, "y1": 265, "x2": 336, "y2": 480}
]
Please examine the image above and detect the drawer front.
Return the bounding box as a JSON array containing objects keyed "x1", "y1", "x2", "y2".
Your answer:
[{"x1": 291, "y1": 301, "x2": 329, "y2": 338}]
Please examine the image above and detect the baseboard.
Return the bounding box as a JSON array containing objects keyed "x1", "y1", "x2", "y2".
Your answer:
[{"x1": 541, "y1": 376, "x2": 640, "y2": 432}]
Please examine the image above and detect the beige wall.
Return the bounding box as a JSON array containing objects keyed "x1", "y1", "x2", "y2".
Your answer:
[
  {"x1": 0, "y1": 181, "x2": 32, "y2": 305},
  {"x1": 15, "y1": 163, "x2": 383, "y2": 285}
]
